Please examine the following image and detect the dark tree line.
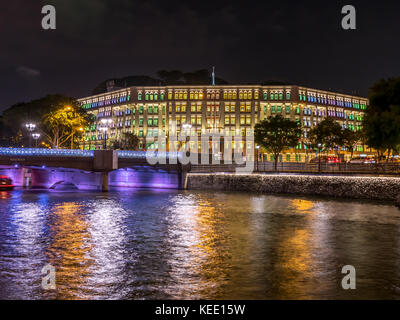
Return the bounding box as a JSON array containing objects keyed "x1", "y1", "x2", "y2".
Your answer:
[
  {"x1": 92, "y1": 69, "x2": 229, "y2": 94},
  {"x1": 0, "y1": 94, "x2": 92, "y2": 148}
]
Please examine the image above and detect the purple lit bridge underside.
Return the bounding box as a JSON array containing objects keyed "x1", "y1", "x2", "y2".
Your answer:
[{"x1": 0, "y1": 149, "x2": 186, "y2": 191}]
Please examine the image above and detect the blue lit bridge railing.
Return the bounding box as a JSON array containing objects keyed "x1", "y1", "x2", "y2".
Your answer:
[
  {"x1": 0, "y1": 148, "x2": 182, "y2": 160},
  {"x1": 0, "y1": 148, "x2": 94, "y2": 157},
  {"x1": 117, "y1": 150, "x2": 182, "y2": 160}
]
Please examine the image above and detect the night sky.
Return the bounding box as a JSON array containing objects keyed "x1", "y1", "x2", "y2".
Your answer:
[{"x1": 1, "y1": 0, "x2": 400, "y2": 113}]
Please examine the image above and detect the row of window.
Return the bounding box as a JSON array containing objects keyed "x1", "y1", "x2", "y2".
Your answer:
[{"x1": 264, "y1": 92, "x2": 291, "y2": 101}]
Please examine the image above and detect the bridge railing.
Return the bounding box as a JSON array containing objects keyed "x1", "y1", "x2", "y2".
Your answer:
[
  {"x1": 0, "y1": 148, "x2": 94, "y2": 157},
  {"x1": 117, "y1": 150, "x2": 182, "y2": 160},
  {"x1": 0, "y1": 148, "x2": 183, "y2": 160}
]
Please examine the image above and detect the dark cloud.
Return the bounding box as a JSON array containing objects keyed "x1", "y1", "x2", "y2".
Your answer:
[
  {"x1": 1, "y1": 0, "x2": 400, "y2": 112},
  {"x1": 16, "y1": 66, "x2": 41, "y2": 78}
]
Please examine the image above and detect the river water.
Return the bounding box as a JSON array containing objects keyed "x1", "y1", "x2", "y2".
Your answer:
[{"x1": 0, "y1": 189, "x2": 400, "y2": 300}]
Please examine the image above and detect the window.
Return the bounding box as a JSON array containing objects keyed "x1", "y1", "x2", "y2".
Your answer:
[{"x1": 286, "y1": 106, "x2": 291, "y2": 114}]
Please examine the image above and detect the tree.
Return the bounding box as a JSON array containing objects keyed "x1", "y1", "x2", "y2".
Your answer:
[
  {"x1": 308, "y1": 118, "x2": 343, "y2": 155},
  {"x1": 157, "y1": 70, "x2": 184, "y2": 85},
  {"x1": 0, "y1": 95, "x2": 83, "y2": 148},
  {"x1": 364, "y1": 78, "x2": 400, "y2": 161},
  {"x1": 254, "y1": 115, "x2": 301, "y2": 171},
  {"x1": 341, "y1": 128, "x2": 363, "y2": 160},
  {"x1": 42, "y1": 103, "x2": 93, "y2": 148},
  {"x1": 110, "y1": 132, "x2": 140, "y2": 150}
]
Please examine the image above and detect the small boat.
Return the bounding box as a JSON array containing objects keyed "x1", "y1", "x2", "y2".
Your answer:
[{"x1": 0, "y1": 175, "x2": 14, "y2": 191}]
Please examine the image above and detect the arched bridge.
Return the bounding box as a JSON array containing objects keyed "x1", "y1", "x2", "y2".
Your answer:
[{"x1": 0, "y1": 148, "x2": 187, "y2": 190}]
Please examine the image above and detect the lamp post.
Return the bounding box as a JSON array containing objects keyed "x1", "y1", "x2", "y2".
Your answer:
[
  {"x1": 25, "y1": 123, "x2": 36, "y2": 148},
  {"x1": 32, "y1": 133, "x2": 40, "y2": 148},
  {"x1": 318, "y1": 143, "x2": 322, "y2": 173},
  {"x1": 255, "y1": 145, "x2": 260, "y2": 172},
  {"x1": 100, "y1": 119, "x2": 113, "y2": 149}
]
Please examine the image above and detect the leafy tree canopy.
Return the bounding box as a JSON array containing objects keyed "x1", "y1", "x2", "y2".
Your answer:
[
  {"x1": 109, "y1": 132, "x2": 140, "y2": 150},
  {"x1": 254, "y1": 115, "x2": 301, "y2": 170},
  {"x1": 0, "y1": 94, "x2": 93, "y2": 148},
  {"x1": 308, "y1": 118, "x2": 343, "y2": 152},
  {"x1": 364, "y1": 78, "x2": 400, "y2": 157}
]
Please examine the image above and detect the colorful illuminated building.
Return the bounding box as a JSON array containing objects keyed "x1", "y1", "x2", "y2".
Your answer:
[{"x1": 78, "y1": 85, "x2": 369, "y2": 162}]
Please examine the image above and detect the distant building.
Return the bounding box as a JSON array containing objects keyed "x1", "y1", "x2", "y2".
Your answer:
[{"x1": 78, "y1": 85, "x2": 369, "y2": 162}]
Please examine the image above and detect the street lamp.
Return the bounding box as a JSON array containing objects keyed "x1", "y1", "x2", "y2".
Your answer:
[
  {"x1": 25, "y1": 123, "x2": 36, "y2": 148},
  {"x1": 318, "y1": 143, "x2": 322, "y2": 173},
  {"x1": 32, "y1": 133, "x2": 40, "y2": 148},
  {"x1": 100, "y1": 119, "x2": 113, "y2": 149},
  {"x1": 255, "y1": 145, "x2": 260, "y2": 172}
]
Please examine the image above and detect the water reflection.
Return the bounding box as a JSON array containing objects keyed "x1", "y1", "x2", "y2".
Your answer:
[
  {"x1": 46, "y1": 202, "x2": 92, "y2": 299},
  {"x1": 1, "y1": 189, "x2": 400, "y2": 299},
  {"x1": 0, "y1": 191, "x2": 12, "y2": 200}
]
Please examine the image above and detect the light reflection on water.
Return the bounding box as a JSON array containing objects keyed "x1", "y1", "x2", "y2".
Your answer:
[{"x1": 1, "y1": 189, "x2": 400, "y2": 299}]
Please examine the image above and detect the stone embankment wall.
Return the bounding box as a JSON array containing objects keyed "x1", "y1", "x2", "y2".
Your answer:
[{"x1": 186, "y1": 173, "x2": 400, "y2": 202}]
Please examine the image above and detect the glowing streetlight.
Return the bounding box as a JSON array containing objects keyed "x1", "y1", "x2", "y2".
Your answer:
[
  {"x1": 25, "y1": 123, "x2": 36, "y2": 148},
  {"x1": 32, "y1": 133, "x2": 41, "y2": 148},
  {"x1": 99, "y1": 119, "x2": 113, "y2": 149}
]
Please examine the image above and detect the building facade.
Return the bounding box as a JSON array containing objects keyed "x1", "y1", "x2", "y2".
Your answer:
[{"x1": 78, "y1": 85, "x2": 369, "y2": 162}]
